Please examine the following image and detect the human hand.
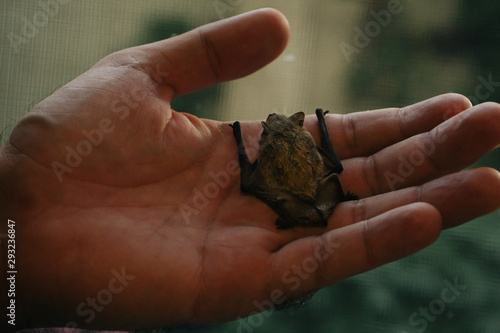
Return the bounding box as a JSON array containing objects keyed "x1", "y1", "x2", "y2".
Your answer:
[{"x1": 1, "y1": 8, "x2": 499, "y2": 332}]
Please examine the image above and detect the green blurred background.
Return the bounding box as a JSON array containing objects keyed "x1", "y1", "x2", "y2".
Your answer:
[{"x1": 1, "y1": 1, "x2": 499, "y2": 332}]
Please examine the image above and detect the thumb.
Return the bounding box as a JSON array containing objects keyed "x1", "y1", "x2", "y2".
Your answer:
[{"x1": 122, "y1": 8, "x2": 290, "y2": 99}]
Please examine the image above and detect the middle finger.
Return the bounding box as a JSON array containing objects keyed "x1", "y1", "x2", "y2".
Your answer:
[
  {"x1": 341, "y1": 102, "x2": 500, "y2": 198},
  {"x1": 329, "y1": 167, "x2": 500, "y2": 231}
]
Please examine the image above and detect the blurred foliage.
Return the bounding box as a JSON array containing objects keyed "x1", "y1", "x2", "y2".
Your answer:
[
  {"x1": 346, "y1": 0, "x2": 500, "y2": 110},
  {"x1": 135, "y1": 16, "x2": 221, "y2": 119}
]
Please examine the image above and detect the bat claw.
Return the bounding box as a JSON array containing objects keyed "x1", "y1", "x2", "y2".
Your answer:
[
  {"x1": 315, "y1": 108, "x2": 330, "y2": 117},
  {"x1": 275, "y1": 218, "x2": 292, "y2": 229},
  {"x1": 344, "y1": 191, "x2": 358, "y2": 201}
]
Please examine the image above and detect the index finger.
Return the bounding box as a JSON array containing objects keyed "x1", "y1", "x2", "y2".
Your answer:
[{"x1": 304, "y1": 93, "x2": 472, "y2": 159}]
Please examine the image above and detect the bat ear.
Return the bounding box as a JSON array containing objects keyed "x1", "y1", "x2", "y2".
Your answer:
[
  {"x1": 289, "y1": 112, "x2": 305, "y2": 127},
  {"x1": 261, "y1": 121, "x2": 270, "y2": 136},
  {"x1": 266, "y1": 113, "x2": 277, "y2": 122}
]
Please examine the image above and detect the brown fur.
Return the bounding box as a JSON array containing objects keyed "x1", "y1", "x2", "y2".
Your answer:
[
  {"x1": 255, "y1": 113, "x2": 325, "y2": 201},
  {"x1": 231, "y1": 109, "x2": 356, "y2": 229}
]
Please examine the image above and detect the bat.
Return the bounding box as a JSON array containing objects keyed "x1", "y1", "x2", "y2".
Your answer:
[{"x1": 231, "y1": 108, "x2": 357, "y2": 229}]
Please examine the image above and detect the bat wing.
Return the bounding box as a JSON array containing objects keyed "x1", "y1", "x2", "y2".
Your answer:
[{"x1": 315, "y1": 108, "x2": 344, "y2": 175}]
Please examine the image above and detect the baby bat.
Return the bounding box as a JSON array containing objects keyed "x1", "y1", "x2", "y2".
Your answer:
[{"x1": 231, "y1": 108, "x2": 357, "y2": 229}]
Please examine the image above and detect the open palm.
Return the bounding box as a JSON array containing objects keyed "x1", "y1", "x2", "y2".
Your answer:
[{"x1": 1, "y1": 8, "x2": 499, "y2": 332}]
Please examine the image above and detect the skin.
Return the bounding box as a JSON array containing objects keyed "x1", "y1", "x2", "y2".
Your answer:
[{"x1": 0, "y1": 7, "x2": 499, "y2": 332}]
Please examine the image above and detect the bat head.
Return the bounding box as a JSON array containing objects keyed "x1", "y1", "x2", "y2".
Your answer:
[{"x1": 260, "y1": 112, "x2": 305, "y2": 140}]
